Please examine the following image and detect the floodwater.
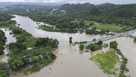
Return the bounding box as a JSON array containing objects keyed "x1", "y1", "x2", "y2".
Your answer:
[
  {"x1": 105, "y1": 37, "x2": 136, "y2": 77},
  {"x1": 0, "y1": 28, "x2": 16, "y2": 63},
  {"x1": 11, "y1": 15, "x2": 136, "y2": 77},
  {"x1": 11, "y1": 15, "x2": 107, "y2": 77}
]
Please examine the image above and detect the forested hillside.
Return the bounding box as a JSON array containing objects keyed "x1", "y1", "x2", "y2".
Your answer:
[
  {"x1": 1, "y1": 3, "x2": 136, "y2": 33},
  {"x1": 24, "y1": 3, "x2": 136, "y2": 33}
]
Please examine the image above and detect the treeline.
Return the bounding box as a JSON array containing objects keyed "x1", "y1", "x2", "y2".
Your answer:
[
  {"x1": 0, "y1": 30, "x2": 6, "y2": 55},
  {"x1": 60, "y1": 3, "x2": 136, "y2": 26},
  {"x1": 0, "y1": 13, "x2": 13, "y2": 21}
]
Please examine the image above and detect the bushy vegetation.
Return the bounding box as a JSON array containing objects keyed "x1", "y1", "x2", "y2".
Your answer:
[
  {"x1": 8, "y1": 27, "x2": 59, "y2": 73},
  {"x1": 0, "y1": 63, "x2": 9, "y2": 77},
  {"x1": 0, "y1": 13, "x2": 13, "y2": 21},
  {"x1": 0, "y1": 20, "x2": 16, "y2": 28},
  {"x1": 109, "y1": 41, "x2": 128, "y2": 76},
  {"x1": 86, "y1": 41, "x2": 103, "y2": 51},
  {"x1": 38, "y1": 18, "x2": 88, "y2": 33},
  {"x1": 110, "y1": 41, "x2": 118, "y2": 49},
  {"x1": 79, "y1": 44, "x2": 84, "y2": 51},
  {"x1": 0, "y1": 30, "x2": 6, "y2": 55},
  {"x1": 116, "y1": 49, "x2": 129, "y2": 77}
]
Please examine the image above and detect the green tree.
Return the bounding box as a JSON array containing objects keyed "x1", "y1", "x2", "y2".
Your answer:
[
  {"x1": 0, "y1": 30, "x2": 6, "y2": 55},
  {"x1": 110, "y1": 41, "x2": 118, "y2": 49},
  {"x1": 79, "y1": 44, "x2": 84, "y2": 51}
]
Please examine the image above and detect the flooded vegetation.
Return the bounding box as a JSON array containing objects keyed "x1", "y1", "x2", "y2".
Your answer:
[
  {"x1": 10, "y1": 15, "x2": 136, "y2": 77},
  {"x1": 0, "y1": 2, "x2": 136, "y2": 77},
  {"x1": 8, "y1": 27, "x2": 58, "y2": 74},
  {"x1": 11, "y1": 15, "x2": 108, "y2": 77},
  {"x1": 91, "y1": 49, "x2": 120, "y2": 76}
]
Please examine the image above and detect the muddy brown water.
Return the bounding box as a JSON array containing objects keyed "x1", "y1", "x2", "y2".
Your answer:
[{"x1": 11, "y1": 15, "x2": 136, "y2": 77}]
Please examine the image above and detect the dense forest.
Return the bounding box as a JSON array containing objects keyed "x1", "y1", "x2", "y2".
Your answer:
[
  {"x1": 2, "y1": 3, "x2": 136, "y2": 33},
  {"x1": 0, "y1": 3, "x2": 135, "y2": 33},
  {"x1": 9, "y1": 27, "x2": 59, "y2": 73}
]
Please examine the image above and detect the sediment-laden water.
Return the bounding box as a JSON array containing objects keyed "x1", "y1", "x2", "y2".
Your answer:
[{"x1": 11, "y1": 15, "x2": 136, "y2": 77}]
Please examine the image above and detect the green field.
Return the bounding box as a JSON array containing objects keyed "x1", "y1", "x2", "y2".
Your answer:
[
  {"x1": 91, "y1": 49, "x2": 119, "y2": 74},
  {"x1": 85, "y1": 21, "x2": 124, "y2": 32},
  {"x1": 95, "y1": 23, "x2": 123, "y2": 32}
]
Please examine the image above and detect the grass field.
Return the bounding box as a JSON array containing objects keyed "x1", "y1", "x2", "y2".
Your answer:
[
  {"x1": 91, "y1": 49, "x2": 119, "y2": 74},
  {"x1": 85, "y1": 21, "x2": 124, "y2": 32},
  {"x1": 95, "y1": 23, "x2": 123, "y2": 32}
]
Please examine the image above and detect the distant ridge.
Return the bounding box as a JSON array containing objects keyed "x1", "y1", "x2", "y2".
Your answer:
[{"x1": 0, "y1": 2, "x2": 63, "y2": 6}]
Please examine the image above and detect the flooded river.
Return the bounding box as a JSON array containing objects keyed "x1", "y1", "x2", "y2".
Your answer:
[
  {"x1": 11, "y1": 15, "x2": 107, "y2": 77},
  {"x1": 106, "y1": 37, "x2": 136, "y2": 77},
  {"x1": 11, "y1": 15, "x2": 136, "y2": 77},
  {"x1": 0, "y1": 28, "x2": 16, "y2": 63}
]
